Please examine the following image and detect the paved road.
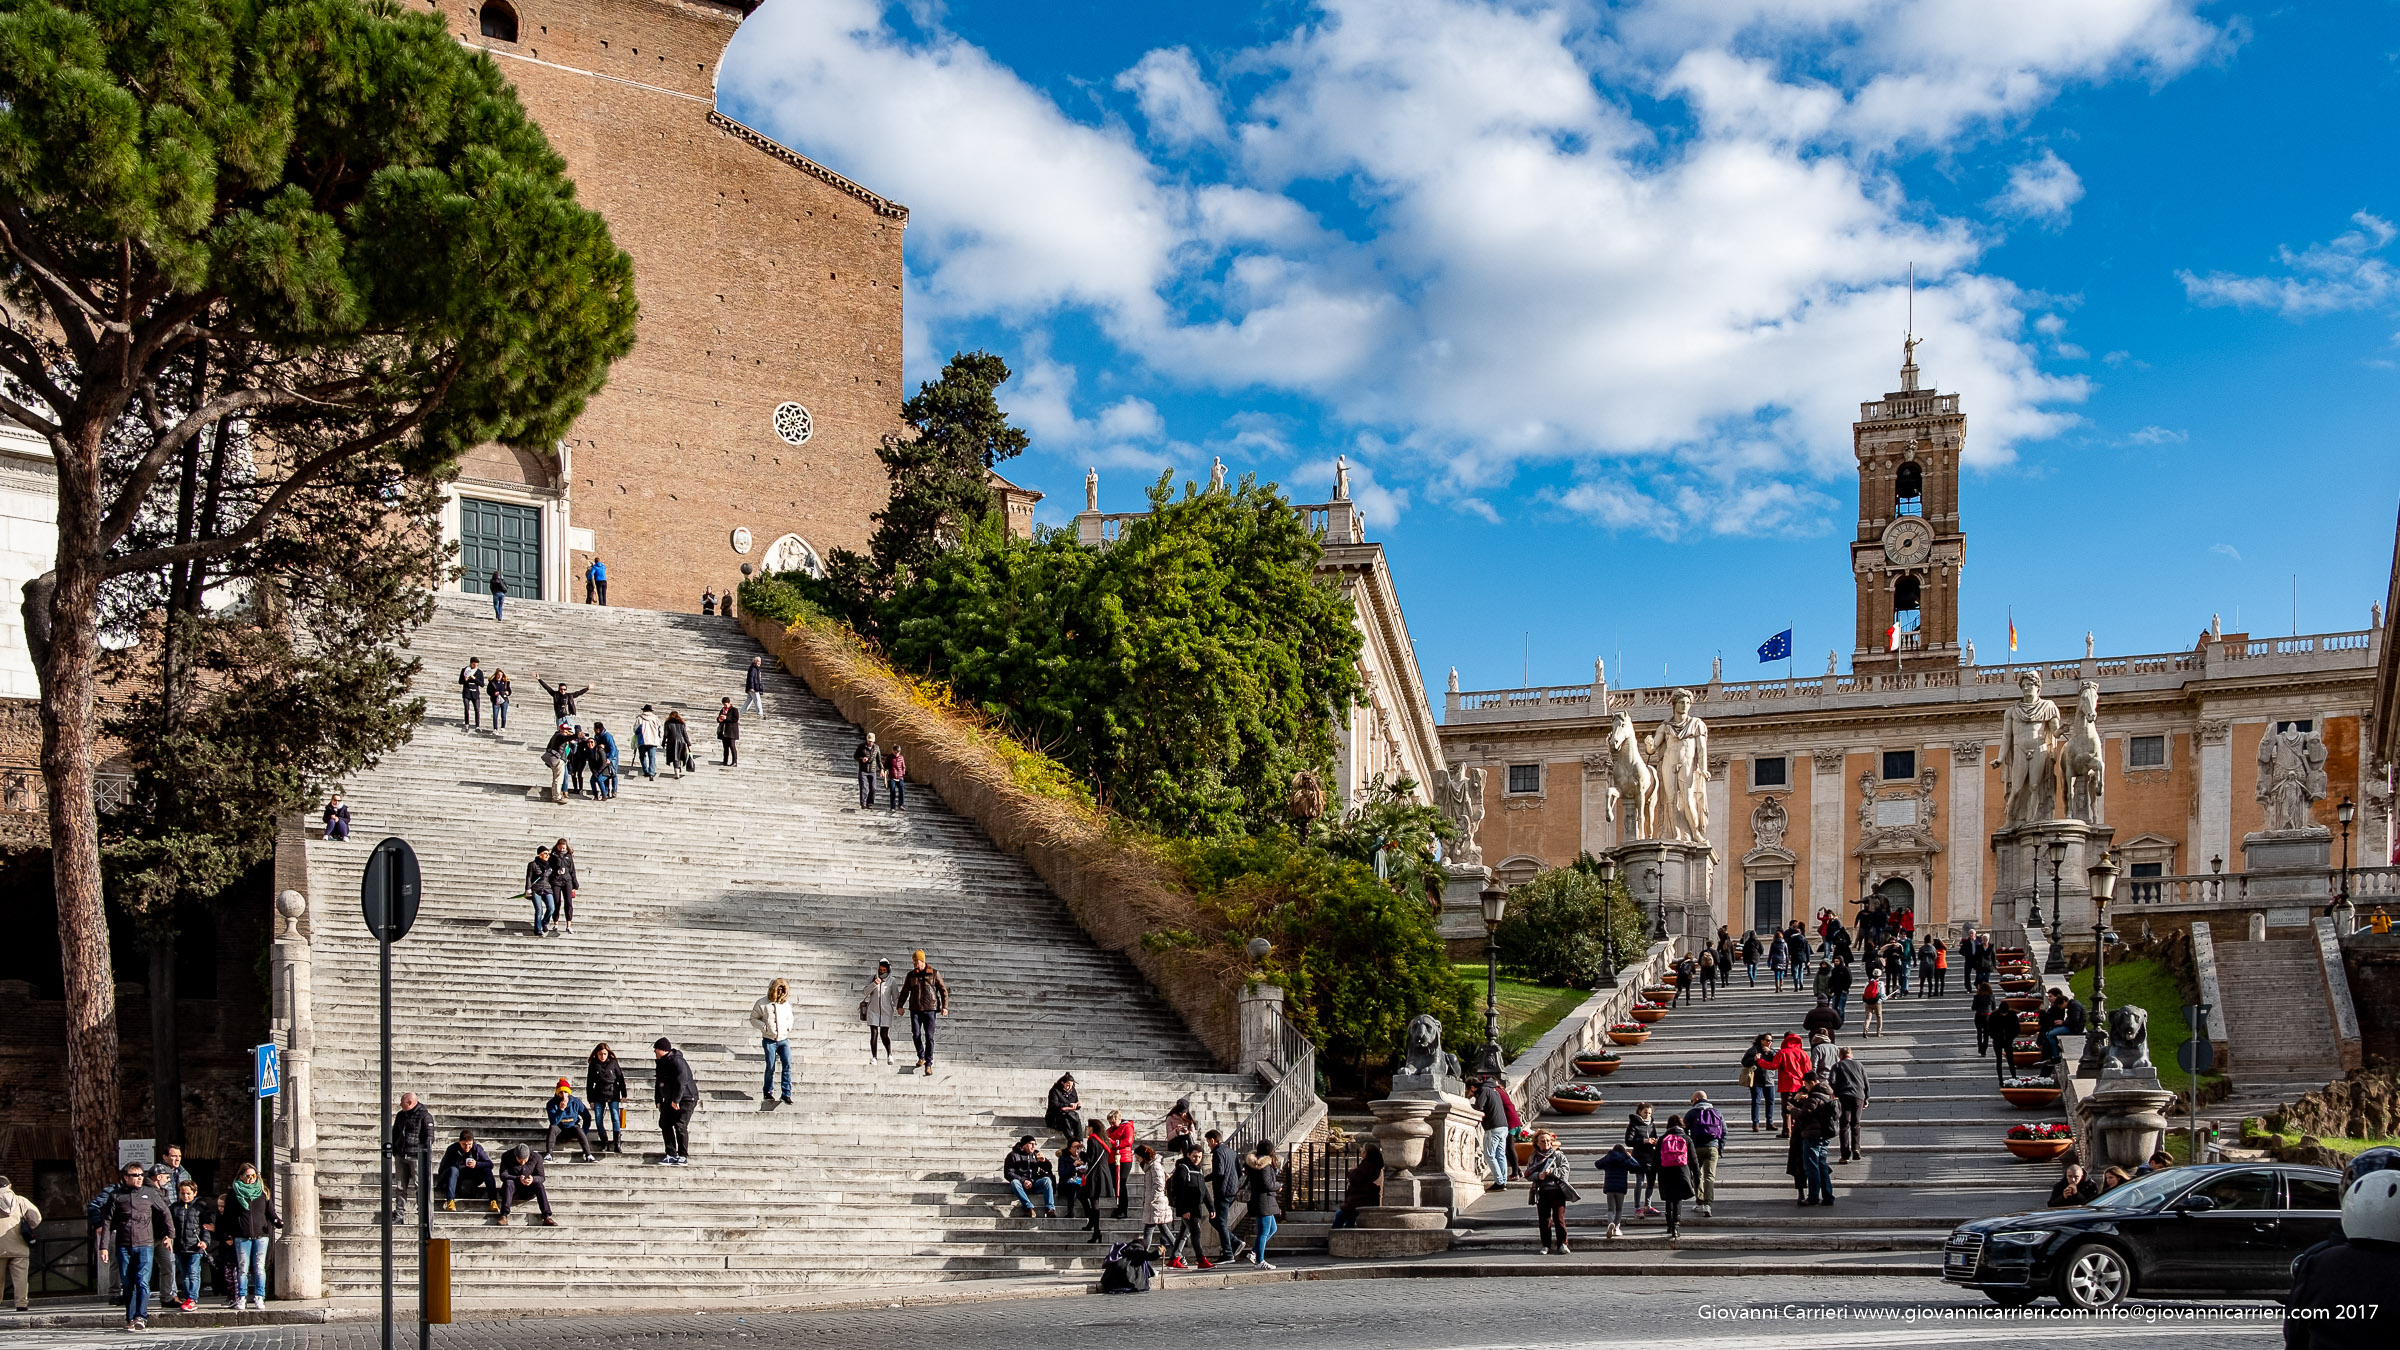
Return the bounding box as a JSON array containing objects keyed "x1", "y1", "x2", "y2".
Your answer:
[{"x1": 15, "y1": 1277, "x2": 2285, "y2": 1349}]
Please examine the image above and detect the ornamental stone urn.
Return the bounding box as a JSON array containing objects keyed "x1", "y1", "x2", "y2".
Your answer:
[{"x1": 1328, "y1": 1097, "x2": 1455, "y2": 1259}]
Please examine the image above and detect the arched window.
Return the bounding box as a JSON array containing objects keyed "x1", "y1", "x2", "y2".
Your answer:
[
  {"x1": 1893, "y1": 576, "x2": 1921, "y2": 631},
  {"x1": 1893, "y1": 461, "x2": 1923, "y2": 517},
  {"x1": 479, "y1": 2, "x2": 519, "y2": 42}
]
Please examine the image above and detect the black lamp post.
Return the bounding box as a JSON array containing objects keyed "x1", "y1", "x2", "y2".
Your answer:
[
  {"x1": 2335, "y1": 797, "x2": 2357, "y2": 931},
  {"x1": 1595, "y1": 854, "x2": 1620, "y2": 987},
  {"x1": 2042, "y1": 839, "x2": 2068, "y2": 975},
  {"x1": 1649, "y1": 867, "x2": 1668, "y2": 943},
  {"x1": 2076, "y1": 854, "x2": 2120, "y2": 1077},
  {"x1": 1480, "y1": 885, "x2": 1509, "y2": 1076}
]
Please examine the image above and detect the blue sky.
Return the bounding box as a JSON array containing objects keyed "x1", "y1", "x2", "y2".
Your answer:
[{"x1": 718, "y1": 1, "x2": 2400, "y2": 700}]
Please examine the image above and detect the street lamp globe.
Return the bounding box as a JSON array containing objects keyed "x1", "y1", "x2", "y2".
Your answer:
[
  {"x1": 2338, "y1": 797, "x2": 2356, "y2": 827},
  {"x1": 2088, "y1": 852, "x2": 2119, "y2": 907},
  {"x1": 1480, "y1": 886, "x2": 1508, "y2": 932}
]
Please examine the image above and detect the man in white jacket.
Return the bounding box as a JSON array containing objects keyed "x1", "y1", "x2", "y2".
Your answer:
[{"x1": 751, "y1": 979, "x2": 795, "y2": 1107}]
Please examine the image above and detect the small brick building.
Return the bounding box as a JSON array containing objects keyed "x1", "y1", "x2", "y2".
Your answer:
[{"x1": 427, "y1": 0, "x2": 905, "y2": 612}]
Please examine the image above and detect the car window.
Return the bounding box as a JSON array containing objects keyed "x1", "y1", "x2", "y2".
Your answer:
[
  {"x1": 2087, "y1": 1170, "x2": 2191, "y2": 1211},
  {"x1": 2287, "y1": 1175, "x2": 2341, "y2": 1210},
  {"x1": 2186, "y1": 1169, "x2": 2279, "y2": 1211}
]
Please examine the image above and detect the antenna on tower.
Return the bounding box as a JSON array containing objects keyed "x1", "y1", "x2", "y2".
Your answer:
[
  {"x1": 1907, "y1": 261, "x2": 1914, "y2": 335},
  {"x1": 1900, "y1": 262, "x2": 1922, "y2": 392}
]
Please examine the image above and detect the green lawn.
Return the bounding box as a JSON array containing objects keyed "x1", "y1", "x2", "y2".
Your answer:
[
  {"x1": 2241, "y1": 1127, "x2": 2400, "y2": 1157},
  {"x1": 2068, "y1": 956, "x2": 2228, "y2": 1099},
  {"x1": 1457, "y1": 965, "x2": 1595, "y2": 1057}
]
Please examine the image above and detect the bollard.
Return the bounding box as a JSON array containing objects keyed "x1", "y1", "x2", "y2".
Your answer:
[{"x1": 424, "y1": 1239, "x2": 452, "y2": 1325}]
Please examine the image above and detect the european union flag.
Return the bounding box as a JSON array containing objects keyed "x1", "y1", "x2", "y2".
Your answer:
[{"x1": 1758, "y1": 628, "x2": 1792, "y2": 663}]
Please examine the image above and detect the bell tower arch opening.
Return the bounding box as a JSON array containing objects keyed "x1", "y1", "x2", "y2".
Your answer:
[{"x1": 1850, "y1": 334, "x2": 1966, "y2": 672}]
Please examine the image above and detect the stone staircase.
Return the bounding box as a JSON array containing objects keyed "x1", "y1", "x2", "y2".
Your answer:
[
  {"x1": 1457, "y1": 968, "x2": 2062, "y2": 1253},
  {"x1": 2210, "y1": 937, "x2": 2342, "y2": 1123},
  {"x1": 292, "y1": 593, "x2": 1286, "y2": 1308}
]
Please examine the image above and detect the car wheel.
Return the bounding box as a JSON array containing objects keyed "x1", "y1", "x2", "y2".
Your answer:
[
  {"x1": 2057, "y1": 1242, "x2": 2132, "y2": 1310},
  {"x1": 1984, "y1": 1289, "x2": 2038, "y2": 1308}
]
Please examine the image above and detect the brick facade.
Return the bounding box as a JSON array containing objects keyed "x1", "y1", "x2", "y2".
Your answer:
[{"x1": 424, "y1": 0, "x2": 904, "y2": 610}]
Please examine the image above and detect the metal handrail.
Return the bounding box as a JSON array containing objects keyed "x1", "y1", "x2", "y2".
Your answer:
[{"x1": 1231, "y1": 1004, "x2": 1317, "y2": 1156}]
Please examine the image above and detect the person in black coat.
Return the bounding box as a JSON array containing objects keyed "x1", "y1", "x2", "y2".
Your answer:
[
  {"x1": 662, "y1": 711, "x2": 693, "y2": 779},
  {"x1": 1044, "y1": 1074, "x2": 1084, "y2": 1146},
  {"x1": 716, "y1": 698, "x2": 740, "y2": 767},
  {"x1": 653, "y1": 1038, "x2": 699, "y2": 1164},
  {"x1": 440, "y1": 1132, "x2": 496, "y2": 1210},
  {"x1": 1802, "y1": 996, "x2": 1843, "y2": 1040},
  {"x1": 1986, "y1": 999, "x2": 2024, "y2": 1085},
  {"x1": 536, "y1": 675, "x2": 589, "y2": 724},
  {"x1": 1242, "y1": 1144, "x2": 1284, "y2": 1270},
  {"x1": 497, "y1": 1145, "x2": 554, "y2": 1225},
  {"x1": 587, "y1": 1043, "x2": 629, "y2": 1154},
  {"x1": 1206, "y1": 1129, "x2": 1248, "y2": 1262},
  {"x1": 1057, "y1": 1139, "x2": 1100, "y2": 1238},
  {"x1": 1166, "y1": 1145, "x2": 1215, "y2": 1268},
  {"x1": 390, "y1": 1092, "x2": 434, "y2": 1198},
  {"x1": 96, "y1": 1162, "x2": 171, "y2": 1328}
]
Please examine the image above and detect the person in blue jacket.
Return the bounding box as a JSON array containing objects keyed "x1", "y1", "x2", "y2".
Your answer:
[{"x1": 542, "y1": 1080, "x2": 597, "y2": 1162}]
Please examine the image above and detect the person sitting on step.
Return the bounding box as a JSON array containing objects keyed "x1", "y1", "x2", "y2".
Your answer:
[
  {"x1": 542, "y1": 1080, "x2": 598, "y2": 1162},
  {"x1": 496, "y1": 1145, "x2": 556, "y2": 1226},
  {"x1": 439, "y1": 1132, "x2": 496, "y2": 1212}
]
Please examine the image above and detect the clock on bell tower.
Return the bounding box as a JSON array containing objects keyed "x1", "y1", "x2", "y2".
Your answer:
[{"x1": 1850, "y1": 336, "x2": 1966, "y2": 673}]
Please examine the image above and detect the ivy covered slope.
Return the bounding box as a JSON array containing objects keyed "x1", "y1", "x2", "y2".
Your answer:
[{"x1": 738, "y1": 353, "x2": 1472, "y2": 1079}]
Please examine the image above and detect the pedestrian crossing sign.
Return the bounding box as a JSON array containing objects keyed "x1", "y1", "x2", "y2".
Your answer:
[{"x1": 255, "y1": 1042, "x2": 281, "y2": 1098}]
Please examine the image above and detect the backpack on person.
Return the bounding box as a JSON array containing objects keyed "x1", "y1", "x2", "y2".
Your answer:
[
  {"x1": 1864, "y1": 978, "x2": 1882, "y2": 1002},
  {"x1": 1658, "y1": 1132, "x2": 1691, "y2": 1168}
]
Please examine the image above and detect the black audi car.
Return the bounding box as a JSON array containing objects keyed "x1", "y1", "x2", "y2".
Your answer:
[{"x1": 1944, "y1": 1161, "x2": 2344, "y2": 1309}]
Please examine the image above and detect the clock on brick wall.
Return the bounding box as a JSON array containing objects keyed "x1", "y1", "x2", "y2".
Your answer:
[
  {"x1": 1881, "y1": 517, "x2": 1933, "y2": 566},
  {"x1": 773, "y1": 402, "x2": 813, "y2": 446}
]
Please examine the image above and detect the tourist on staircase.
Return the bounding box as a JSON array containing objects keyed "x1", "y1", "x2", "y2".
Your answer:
[
  {"x1": 1790, "y1": 1079, "x2": 1837, "y2": 1207},
  {"x1": 550, "y1": 839, "x2": 580, "y2": 936},
  {"x1": 1686, "y1": 1091, "x2": 1725, "y2": 1215},
  {"x1": 1474, "y1": 1073, "x2": 1513, "y2": 1191},
  {"x1": 567, "y1": 730, "x2": 594, "y2": 796},
  {"x1": 752, "y1": 978, "x2": 796, "y2": 1107},
  {"x1": 489, "y1": 668, "x2": 512, "y2": 730},
  {"x1": 536, "y1": 674, "x2": 590, "y2": 726},
  {"x1": 439, "y1": 1131, "x2": 496, "y2": 1211},
  {"x1": 1242, "y1": 1143, "x2": 1283, "y2": 1270},
  {"x1": 524, "y1": 845, "x2": 556, "y2": 937},
  {"x1": 1769, "y1": 930, "x2": 1790, "y2": 990},
  {"x1": 1671, "y1": 953, "x2": 1696, "y2": 1007},
  {"x1": 459, "y1": 657, "x2": 485, "y2": 728},
  {"x1": 1742, "y1": 929, "x2": 1763, "y2": 986},
  {"x1": 543, "y1": 1080, "x2": 598, "y2": 1162},
  {"x1": 1742, "y1": 1034, "x2": 1778, "y2": 1133},
  {"x1": 862, "y1": 959, "x2": 899, "y2": 1064},
  {"x1": 488, "y1": 569, "x2": 507, "y2": 621},
  {"x1": 1697, "y1": 946, "x2": 1717, "y2": 1000},
  {"x1": 1826, "y1": 956, "x2": 1853, "y2": 1018},
  {"x1": 1655, "y1": 1116, "x2": 1695, "y2": 1239},
  {"x1": 1104, "y1": 1112, "x2": 1137, "y2": 1217},
  {"x1": 1982, "y1": 991, "x2": 2020, "y2": 1086},
  {"x1": 592, "y1": 721, "x2": 620, "y2": 800},
  {"x1": 854, "y1": 731, "x2": 881, "y2": 807},
  {"x1": 1154, "y1": 1098, "x2": 1200, "y2": 1158},
  {"x1": 653, "y1": 1039, "x2": 699, "y2": 1166},
  {"x1": 584, "y1": 556, "x2": 607, "y2": 606},
  {"x1": 1525, "y1": 1130, "x2": 1578, "y2": 1254},
  {"x1": 322, "y1": 792, "x2": 351, "y2": 841},
  {"x1": 1772, "y1": 1032, "x2": 1810, "y2": 1138},
  {"x1": 586, "y1": 1044, "x2": 628, "y2": 1155},
  {"x1": 716, "y1": 697, "x2": 741, "y2": 767},
  {"x1": 1803, "y1": 996, "x2": 1841, "y2": 1040},
  {"x1": 662, "y1": 710, "x2": 692, "y2": 779},
  {"x1": 217, "y1": 1163, "x2": 279, "y2": 1310},
  {"x1": 1045, "y1": 1073, "x2": 1084, "y2": 1145},
  {"x1": 885, "y1": 742, "x2": 908, "y2": 811},
  {"x1": 168, "y1": 1180, "x2": 209, "y2": 1314},
  {"x1": 1058, "y1": 1138, "x2": 1100, "y2": 1239},
  {"x1": 1206, "y1": 1129, "x2": 1247, "y2": 1262},
  {"x1": 1788, "y1": 923, "x2": 1812, "y2": 988},
  {"x1": 1132, "y1": 1144, "x2": 1173, "y2": 1253},
  {"x1": 743, "y1": 657, "x2": 765, "y2": 714},
  {"x1": 1166, "y1": 1145, "x2": 1215, "y2": 1268},
  {"x1": 390, "y1": 1092, "x2": 433, "y2": 1202},
  {"x1": 1087, "y1": 1123, "x2": 1122, "y2": 1231},
  {"x1": 1004, "y1": 1136, "x2": 1058, "y2": 1218},
  {"x1": 541, "y1": 728, "x2": 569, "y2": 802},
  {"x1": 902, "y1": 950, "x2": 949, "y2": 1076},
  {"x1": 1860, "y1": 969, "x2": 1884, "y2": 1036},
  {"x1": 98, "y1": 1161, "x2": 168, "y2": 1330},
  {"x1": 1831, "y1": 1047, "x2": 1870, "y2": 1163},
  {"x1": 496, "y1": 1146, "x2": 557, "y2": 1226},
  {"x1": 1622, "y1": 1103, "x2": 1660, "y2": 1217},
  {"x1": 633, "y1": 706, "x2": 661, "y2": 779},
  {"x1": 1595, "y1": 1140, "x2": 1634, "y2": 1238},
  {"x1": 701, "y1": 587, "x2": 718, "y2": 617}
]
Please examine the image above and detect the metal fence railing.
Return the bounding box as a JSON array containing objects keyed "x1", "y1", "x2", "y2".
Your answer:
[
  {"x1": 32, "y1": 1221, "x2": 97, "y2": 1297},
  {"x1": 1279, "y1": 1137, "x2": 1365, "y2": 1213},
  {"x1": 1230, "y1": 1003, "x2": 1317, "y2": 1157}
]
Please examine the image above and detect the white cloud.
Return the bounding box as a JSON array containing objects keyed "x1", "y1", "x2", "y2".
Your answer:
[
  {"x1": 1995, "y1": 150, "x2": 2084, "y2": 223},
  {"x1": 2179, "y1": 212, "x2": 2400, "y2": 316},
  {"x1": 2125, "y1": 425, "x2": 2187, "y2": 445},
  {"x1": 2209, "y1": 543, "x2": 2241, "y2": 561},
  {"x1": 1116, "y1": 47, "x2": 1228, "y2": 148},
  {"x1": 718, "y1": 0, "x2": 2218, "y2": 527}
]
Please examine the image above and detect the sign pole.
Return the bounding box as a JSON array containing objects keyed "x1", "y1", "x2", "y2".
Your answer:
[
  {"x1": 362, "y1": 837, "x2": 421, "y2": 1350},
  {"x1": 380, "y1": 927, "x2": 392, "y2": 1350},
  {"x1": 419, "y1": 1141, "x2": 432, "y2": 1350}
]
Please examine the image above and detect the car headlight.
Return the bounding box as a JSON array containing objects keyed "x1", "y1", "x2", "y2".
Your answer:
[{"x1": 1990, "y1": 1230, "x2": 2049, "y2": 1246}]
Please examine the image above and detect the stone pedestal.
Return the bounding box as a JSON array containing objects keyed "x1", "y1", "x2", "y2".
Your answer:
[
  {"x1": 1609, "y1": 839, "x2": 1715, "y2": 943},
  {"x1": 1990, "y1": 820, "x2": 2115, "y2": 938},
  {"x1": 2075, "y1": 1073, "x2": 2179, "y2": 1173},
  {"x1": 1329, "y1": 1097, "x2": 1455, "y2": 1258},
  {"x1": 2243, "y1": 830, "x2": 2332, "y2": 925},
  {"x1": 1238, "y1": 983, "x2": 1286, "y2": 1077},
  {"x1": 269, "y1": 889, "x2": 322, "y2": 1299},
  {"x1": 1438, "y1": 861, "x2": 1494, "y2": 960}
]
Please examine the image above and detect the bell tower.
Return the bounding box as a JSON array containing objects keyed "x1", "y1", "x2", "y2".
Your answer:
[{"x1": 1850, "y1": 336, "x2": 1966, "y2": 673}]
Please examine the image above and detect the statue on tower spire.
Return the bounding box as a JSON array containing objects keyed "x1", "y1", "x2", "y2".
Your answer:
[{"x1": 1900, "y1": 332, "x2": 1922, "y2": 393}]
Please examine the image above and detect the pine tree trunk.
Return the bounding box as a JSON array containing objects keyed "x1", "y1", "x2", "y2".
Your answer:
[{"x1": 36, "y1": 418, "x2": 120, "y2": 1200}]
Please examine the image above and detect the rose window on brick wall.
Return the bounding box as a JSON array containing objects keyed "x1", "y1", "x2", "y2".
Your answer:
[{"x1": 773, "y1": 402, "x2": 813, "y2": 446}]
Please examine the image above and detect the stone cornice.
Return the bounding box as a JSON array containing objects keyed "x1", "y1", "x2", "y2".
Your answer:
[{"x1": 709, "y1": 111, "x2": 910, "y2": 222}]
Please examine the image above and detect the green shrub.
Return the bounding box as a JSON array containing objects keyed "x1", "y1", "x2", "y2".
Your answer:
[{"x1": 1492, "y1": 862, "x2": 1648, "y2": 988}]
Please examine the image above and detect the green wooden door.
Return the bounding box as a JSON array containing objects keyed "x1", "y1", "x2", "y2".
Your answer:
[{"x1": 459, "y1": 498, "x2": 542, "y2": 600}]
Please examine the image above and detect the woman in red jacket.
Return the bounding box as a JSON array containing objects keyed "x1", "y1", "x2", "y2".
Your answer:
[
  {"x1": 1105, "y1": 1111, "x2": 1138, "y2": 1219},
  {"x1": 1772, "y1": 1032, "x2": 1810, "y2": 1138}
]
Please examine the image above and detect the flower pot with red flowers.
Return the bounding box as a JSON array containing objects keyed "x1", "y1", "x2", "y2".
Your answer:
[
  {"x1": 1574, "y1": 1051, "x2": 1624, "y2": 1077},
  {"x1": 1629, "y1": 1000, "x2": 1671, "y2": 1024},
  {"x1": 2005, "y1": 1122, "x2": 2073, "y2": 1160},
  {"x1": 1512, "y1": 1129, "x2": 1537, "y2": 1166},
  {"x1": 2010, "y1": 1037, "x2": 2048, "y2": 1066},
  {"x1": 1548, "y1": 1082, "x2": 1607, "y2": 1115},
  {"x1": 1607, "y1": 1022, "x2": 1651, "y2": 1047},
  {"x1": 1643, "y1": 985, "x2": 1677, "y2": 1002},
  {"x1": 1999, "y1": 1074, "x2": 2063, "y2": 1108}
]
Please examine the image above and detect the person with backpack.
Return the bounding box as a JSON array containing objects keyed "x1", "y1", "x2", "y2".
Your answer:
[
  {"x1": 1524, "y1": 1129, "x2": 1580, "y2": 1254},
  {"x1": 1671, "y1": 954, "x2": 1696, "y2": 1007},
  {"x1": 1004, "y1": 1136, "x2": 1057, "y2": 1218},
  {"x1": 1165, "y1": 1144, "x2": 1215, "y2": 1269},
  {"x1": 652, "y1": 1038, "x2": 699, "y2": 1166},
  {"x1": 1696, "y1": 947, "x2": 1717, "y2": 1001},
  {"x1": 586, "y1": 1043, "x2": 628, "y2": 1155},
  {"x1": 1742, "y1": 1033, "x2": 1778, "y2": 1133},
  {"x1": 0, "y1": 1173, "x2": 41, "y2": 1313},
  {"x1": 1622, "y1": 1103, "x2": 1660, "y2": 1217},
  {"x1": 1655, "y1": 1117, "x2": 1697, "y2": 1239},
  {"x1": 1686, "y1": 1091, "x2": 1727, "y2": 1217},
  {"x1": 1861, "y1": 969, "x2": 1886, "y2": 1036},
  {"x1": 1241, "y1": 1142, "x2": 1283, "y2": 1270},
  {"x1": 458, "y1": 657, "x2": 486, "y2": 728},
  {"x1": 1594, "y1": 1140, "x2": 1635, "y2": 1238},
  {"x1": 1831, "y1": 1046, "x2": 1872, "y2": 1163}
]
